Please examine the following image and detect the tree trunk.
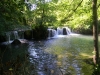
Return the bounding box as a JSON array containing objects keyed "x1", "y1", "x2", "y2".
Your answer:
[{"x1": 92, "y1": 0, "x2": 99, "y2": 64}]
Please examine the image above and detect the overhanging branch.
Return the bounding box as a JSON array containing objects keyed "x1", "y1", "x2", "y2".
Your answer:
[
  {"x1": 73, "y1": 0, "x2": 83, "y2": 12},
  {"x1": 62, "y1": 0, "x2": 83, "y2": 21}
]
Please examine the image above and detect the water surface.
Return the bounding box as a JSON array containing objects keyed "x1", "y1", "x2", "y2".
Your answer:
[{"x1": 0, "y1": 34, "x2": 94, "y2": 75}]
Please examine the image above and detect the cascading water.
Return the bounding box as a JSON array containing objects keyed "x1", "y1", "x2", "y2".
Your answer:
[
  {"x1": 47, "y1": 28, "x2": 57, "y2": 39},
  {"x1": 56, "y1": 27, "x2": 72, "y2": 36},
  {"x1": 48, "y1": 27, "x2": 72, "y2": 39},
  {"x1": 6, "y1": 32, "x2": 11, "y2": 43},
  {"x1": 13, "y1": 31, "x2": 19, "y2": 39},
  {"x1": 3, "y1": 30, "x2": 28, "y2": 45},
  {"x1": 47, "y1": 29, "x2": 51, "y2": 39},
  {"x1": 62, "y1": 27, "x2": 71, "y2": 35},
  {"x1": 12, "y1": 31, "x2": 28, "y2": 44},
  {"x1": 57, "y1": 27, "x2": 63, "y2": 35}
]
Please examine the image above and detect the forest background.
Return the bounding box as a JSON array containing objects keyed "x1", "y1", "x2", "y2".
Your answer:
[{"x1": 0, "y1": 0, "x2": 100, "y2": 36}]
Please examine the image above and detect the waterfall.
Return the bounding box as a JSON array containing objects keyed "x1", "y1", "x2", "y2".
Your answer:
[
  {"x1": 6, "y1": 32, "x2": 11, "y2": 43},
  {"x1": 63, "y1": 27, "x2": 71, "y2": 35},
  {"x1": 52, "y1": 29, "x2": 57, "y2": 37},
  {"x1": 57, "y1": 27, "x2": 63, "y2": 35},
  {"x1": 47, "y1": 29, "x2": 52, "y2": 39},
  {"x1": 57, "y1": 27, "x2": 71, "y2": 35},
  {"x1": 3, "y1": 30, "x2": 28, "y2": 45},
  {"x1": 48, "y1": 27, "x2": 72, "y2": 39},
  {"x1": 47, "y1": 29, "x2": 50, "y2": 39},
  {"x1": 13, "y1": 31, "x2": 19, "y2": 39},
  {"x1": 47, "y1": 28, "x2": 57, "y2": 39}
]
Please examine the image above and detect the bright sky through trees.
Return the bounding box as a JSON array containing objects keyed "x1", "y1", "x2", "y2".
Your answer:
[
  {"x1": 30, "y1": 4, "x2": 37, "y2": 11},
  {"x1": 25, "y1": 0, "x2": 52, "y2": 11}
]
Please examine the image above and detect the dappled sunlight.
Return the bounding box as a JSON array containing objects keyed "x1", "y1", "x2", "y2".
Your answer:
[
  {"x1": 80, "y1": 53, "x2": 93, "y2": 58},
  {"x1": 1, "y1": 34, "x2": 97, "y2": 75},
  {"x1": 44, "y1": 35, "x2": 95, "y2": 75}
]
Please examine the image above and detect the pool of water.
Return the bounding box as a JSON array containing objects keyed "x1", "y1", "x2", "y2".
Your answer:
[{"x1": 0, "y1": 34, "x2": 94, "y2": 75}]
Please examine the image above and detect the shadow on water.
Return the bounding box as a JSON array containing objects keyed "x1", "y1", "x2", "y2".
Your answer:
[{"x1": 0, "y1": 34, "x2": 94, "y2": 75}]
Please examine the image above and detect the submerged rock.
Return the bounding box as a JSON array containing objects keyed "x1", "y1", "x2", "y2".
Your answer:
[{"x1": 11, "y1": 39, "x2": 21, "y2": 45}]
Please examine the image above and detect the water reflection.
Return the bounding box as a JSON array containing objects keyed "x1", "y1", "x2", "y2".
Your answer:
[
  {"x1": 0, "y1": 35, "x2": 94, "y2": 75},
  {"x1": 28, "y1": 35, "x2": 93, "y2": 75},
  {"x1": 28, "y1": 41, "x2": 62, "y2": 75},
  {"x1": 29, "y1": 35, "x2": 92, "y2": 75}
]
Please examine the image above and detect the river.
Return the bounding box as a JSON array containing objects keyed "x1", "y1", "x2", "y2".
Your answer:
[{"x1": 0, "y1": 34, "x2": 94, "y2": 75}]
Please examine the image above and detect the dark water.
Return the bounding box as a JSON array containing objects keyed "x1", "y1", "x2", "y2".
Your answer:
[{"x1": 0, "y1": 35, "x2": 94, "y2": 75}]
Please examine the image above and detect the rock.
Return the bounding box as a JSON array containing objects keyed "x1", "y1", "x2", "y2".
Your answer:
[
  {"x1": 11, "y1": 39, "x2": 21, "y2": 45},
  {"x1": 63, "y1": 28, "x2": 67, "y2": 35}
]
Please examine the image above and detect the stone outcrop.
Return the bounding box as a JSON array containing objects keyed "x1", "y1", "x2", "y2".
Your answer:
[{"x1": 11, "y1": 39, "x2": 21, "y2": 45}]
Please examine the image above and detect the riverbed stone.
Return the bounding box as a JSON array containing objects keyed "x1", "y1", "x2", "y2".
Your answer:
[
  {"x1": 11, "y1": 39, "x2": 21, "y2": 45},
  {"x1": 63, "y1": 28, "x2": 67, "y2": 35}
]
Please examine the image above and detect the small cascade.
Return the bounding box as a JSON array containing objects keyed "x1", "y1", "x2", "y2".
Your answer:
[
  {"x1": 2, "y1": 30, "x2": 28, "y2": 45},
  {"x1": 48, "y1": 27, "x2": 72, "y2": 39},
  {"x1": 47, "y1": 29, "x2": 51, "y2": 39},
  {"x1": 56, "y1": 27, "x2": 71, "y2": 35},
  {"x1": 13, "y1": 31, "x2": 19, "y2": 39},
  {"x1": 47, "y1": 28, "x2": 57, "y2": 39},
  {"x1": 57, "y1": 27, "x2": 63, "y2": 35},
  {"x1": 62, "y1": 27, "x2": 71, "y2": 35},
  {"x1": 52, "y1": 29, "x2": 57, "y2": 37},
  {"x1": 6, "y1": 32, "x2": 11, "y2": 43}
]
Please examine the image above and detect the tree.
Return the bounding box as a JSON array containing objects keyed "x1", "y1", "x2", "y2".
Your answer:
[
  {"x1": 0, "y1": 0, "x2": 27, "y2": 35},
  {"x1": 92, "y1": 0, "x2": 99, "y2": 65}
]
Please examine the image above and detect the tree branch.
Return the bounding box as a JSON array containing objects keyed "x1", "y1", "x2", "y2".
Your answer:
[
  {"x1": 73, "y1": 0, "x2": 83, "y2": 12},
  {"x1": 62, "y1": 0, "x2": 83, "y2": 21}
]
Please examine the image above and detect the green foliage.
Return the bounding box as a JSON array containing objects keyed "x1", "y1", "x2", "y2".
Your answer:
[
  {"x1": 27, "y1": 0, "x2": 58, "y2": 28},
  {"x1": 37, "y1": 0, "x2": 93, "y2": 32},
  {"x1": 0, "y1": 0, "x2": 28, "y2": 35},
  {"x1": 0, "y1": 0, "x2": 100, "y2": 35},
  {"x1": 92, "y1": 64, "x2": 100, "y2": 75},
  {"x1": 32, "y1": 25, "x2": 48, "y2": 40}
]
